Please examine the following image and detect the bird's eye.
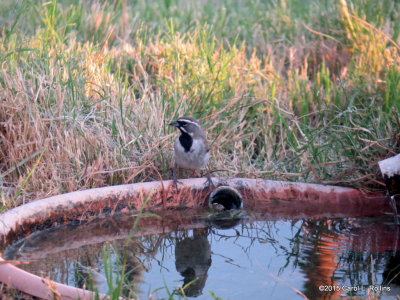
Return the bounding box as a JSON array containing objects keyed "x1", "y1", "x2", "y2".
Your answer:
[{"x1": 182, "y1": 123, "x2": 187, "y2": 126}]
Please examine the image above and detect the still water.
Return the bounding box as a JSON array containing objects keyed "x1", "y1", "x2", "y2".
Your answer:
[{"x1": 4, "y1": 207, "x2": 400, "y2": 299}]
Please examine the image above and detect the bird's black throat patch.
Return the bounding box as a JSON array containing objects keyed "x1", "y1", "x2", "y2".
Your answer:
[{"x1": 179, "y1": 131, "x2": 193, "y2": 152}]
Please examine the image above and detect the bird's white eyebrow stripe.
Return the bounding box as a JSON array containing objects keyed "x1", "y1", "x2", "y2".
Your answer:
[{"x1": 178, "y1": 118, "x2": 200, "y2": 128}]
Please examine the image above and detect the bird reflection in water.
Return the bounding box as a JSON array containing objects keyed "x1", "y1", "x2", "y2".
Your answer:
[{"x1": 175, "y1": 227, "x2": 211, "y2": 297}]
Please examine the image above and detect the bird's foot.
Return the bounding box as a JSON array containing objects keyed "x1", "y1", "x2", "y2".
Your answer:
[
  {"x1": 172, "y1": 165, "x2": 184, "y2": 191},
  {"x1": 204, "y1": 172, "x2": 215, "y2": 189},
  {"x1": 173, "y1": 178, "x2": 184, "y2": 191}
]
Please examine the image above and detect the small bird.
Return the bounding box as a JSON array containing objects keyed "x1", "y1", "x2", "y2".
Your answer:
[{"x1": 169, "y1": 116, "x2": 213, "y2": 188}]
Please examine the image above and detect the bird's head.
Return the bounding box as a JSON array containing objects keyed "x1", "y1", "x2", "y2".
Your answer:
[{"x1": 169, "y1": 116, "x2": 204, "y2": 138}]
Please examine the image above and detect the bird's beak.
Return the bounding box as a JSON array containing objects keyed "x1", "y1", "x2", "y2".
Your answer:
[{"x1": 169, "y1": 120, "x2": 179, "y2": 127}]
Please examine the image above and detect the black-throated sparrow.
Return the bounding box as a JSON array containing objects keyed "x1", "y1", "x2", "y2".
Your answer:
[{"x1": 169, "y1": 116, "x2": 213, "y2": 187}]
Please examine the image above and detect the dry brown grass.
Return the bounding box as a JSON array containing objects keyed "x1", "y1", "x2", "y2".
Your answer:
[
  {"x1": 0, "y1": 45, "x2": 174, "y2": 205},
  {"x1": 0, "y1": 0, "x2": 399, "y2": 207}
]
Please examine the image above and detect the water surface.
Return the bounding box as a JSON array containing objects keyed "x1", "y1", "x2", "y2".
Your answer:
[{"x1": 4, "y1": 206, "x2": 400, "y2": 299}]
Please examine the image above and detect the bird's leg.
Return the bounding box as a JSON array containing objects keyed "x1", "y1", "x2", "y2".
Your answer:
[
  {"x1": 172, "y1": 163, "x2": 183, "y2": 189},
  {"x1": 173, "y1": 162, "x2": 178, "y2": 189},
  {"x1": 204, "y1": 166, "x2": 215, "y2": 188}
]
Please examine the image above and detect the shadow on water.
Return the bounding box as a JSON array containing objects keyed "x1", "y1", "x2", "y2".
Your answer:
[{"x1": 3, "y1": 200, "x2": 400, "y2": 299}]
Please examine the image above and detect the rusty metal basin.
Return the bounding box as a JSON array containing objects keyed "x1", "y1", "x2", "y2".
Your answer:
[{"x1": 0, "y1": 178, "x2": 390, "y2": 299}]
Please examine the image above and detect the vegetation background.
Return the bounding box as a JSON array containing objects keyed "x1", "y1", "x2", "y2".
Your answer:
[{"x1": 0, "y1": 0, "x2": 399, "y2": 208}]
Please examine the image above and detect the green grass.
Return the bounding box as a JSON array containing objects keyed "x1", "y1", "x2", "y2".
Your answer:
[{"x1": 0, "y1": 0, "x2": 399, "y2": 205}]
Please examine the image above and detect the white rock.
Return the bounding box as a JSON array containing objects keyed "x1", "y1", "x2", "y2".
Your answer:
[{"x1": 378, "y1": 153, "x2": 400, "y2": 178}]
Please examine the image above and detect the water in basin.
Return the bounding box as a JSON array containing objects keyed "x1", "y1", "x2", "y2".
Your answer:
[{"x1": 4, "y1": 205, "x2": 400, "y2": 299}]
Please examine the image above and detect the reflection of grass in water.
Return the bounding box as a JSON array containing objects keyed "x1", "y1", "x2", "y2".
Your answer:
[
  {"x1": 284, "y1": 218, "x2": 398, "y2": 299},
  {"x1": 95, "y1": 210, "x2": 219, "y2": 299},
  {"x1": 0, "y1": 0, "x2": 399, "y2": 207},
  {"x1": 88, "y1": 194, "x2": 210, "y2": 299},
  {"x1": 98, "y1": 195, "x2": 165, "y2": 299}
]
